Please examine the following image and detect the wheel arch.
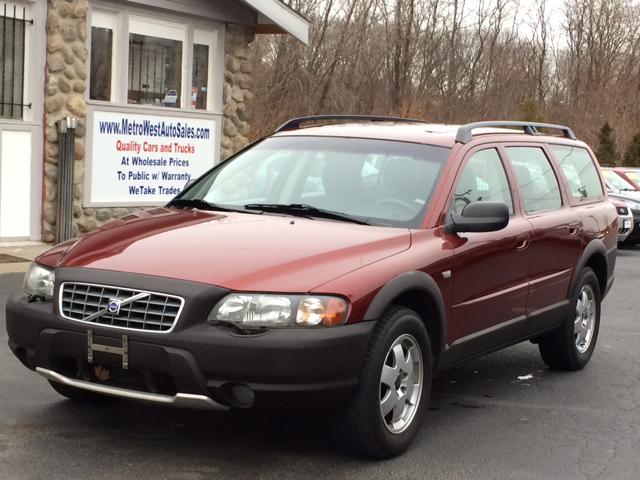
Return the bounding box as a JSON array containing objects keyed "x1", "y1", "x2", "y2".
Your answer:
[
  {"x1": 364, "y1": 271, "x2": 447, "y2": 371},
  {"x1": 570, "y1": 240, "x2": 610, "y2": 298}
]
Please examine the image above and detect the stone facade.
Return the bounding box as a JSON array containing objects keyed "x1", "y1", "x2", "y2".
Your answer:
[
  {"x1": 221, "y1": 24, "x2": 255, "y2": 160},
  {"x1": 43, "y1": 0, "x2": 89, "y2": 242},
  {"x1": 42, "y1": 4, "x2": 255, "y2": 242}
]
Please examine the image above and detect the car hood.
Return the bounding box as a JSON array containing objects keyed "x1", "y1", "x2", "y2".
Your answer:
[
  {"x1": 37, "y1": 208, "x2": 411, "y2": 292},
  {"x1": 609, "y1": 191, "x2": 640, "y2": 206}
]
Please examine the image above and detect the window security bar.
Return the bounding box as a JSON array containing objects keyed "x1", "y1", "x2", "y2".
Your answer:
[{"x1": 1, "y1": 4, "x2": 32, "y2": 119}]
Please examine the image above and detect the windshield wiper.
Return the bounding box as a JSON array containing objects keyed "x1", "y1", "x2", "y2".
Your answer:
[
  {"x1": 167, "y1": 198, "x2": 243, "y2": 213},
  {"x1": 244, "y1": 203, "x2": 369, "y2": 225}
]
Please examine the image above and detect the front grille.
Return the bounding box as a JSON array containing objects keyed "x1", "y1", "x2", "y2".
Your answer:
[{"x1": 59, "y1": 282, "x2": 184, "y2": 332}]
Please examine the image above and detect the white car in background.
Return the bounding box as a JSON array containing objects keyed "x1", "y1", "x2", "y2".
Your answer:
[
  {"x1": 610, "y1": 198, "x2": 634, "y2": 243},
  {"x1": 601, "y1": 169, "x2": 640, "y2": 245}
]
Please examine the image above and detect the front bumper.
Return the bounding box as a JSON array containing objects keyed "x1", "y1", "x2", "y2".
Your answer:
[
  {"x1": 6, "y1": 268, "x2": 375, "y2": 411},
  {"x1": 617, "y1": 213, "x2": 634, "y2": 243},
  {"x1": 622, "y1": 210, "x2": 640, "y2": 245}
]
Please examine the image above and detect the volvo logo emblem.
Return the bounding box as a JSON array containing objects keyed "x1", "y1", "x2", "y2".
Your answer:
[{"x1": 107, "y1": 298, "x2": 122, "y2": 315}]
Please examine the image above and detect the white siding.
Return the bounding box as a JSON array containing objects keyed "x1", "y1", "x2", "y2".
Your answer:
[{"x1": 0, "y1": 130, "x2": 32, "y2": 238}]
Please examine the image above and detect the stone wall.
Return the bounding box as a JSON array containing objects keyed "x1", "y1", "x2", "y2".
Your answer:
[
  {"x1": 221, "y1": 24, "x2": 255, "y2": 160},
  {"x1": 42, "y1": 8, "x2": 255, "y2": 242},
  {"x1": 43, "y1": 0, "x2": 89, "y2": 242}
]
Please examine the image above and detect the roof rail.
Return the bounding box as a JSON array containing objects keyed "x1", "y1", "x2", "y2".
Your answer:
[
  {"x1": 274, "y1": 115, "x2": 427, "y2": 133},
  {"x1": 456, "y1": 121, "x2": 577, "y2": 144}
]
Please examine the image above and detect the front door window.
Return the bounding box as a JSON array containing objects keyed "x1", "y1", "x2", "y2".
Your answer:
[{"x1": 450, "y1": 148, "x2": 513, "y2": 214}]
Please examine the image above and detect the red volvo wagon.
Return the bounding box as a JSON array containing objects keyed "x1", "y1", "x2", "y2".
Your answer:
[{"x1": 6, "y1": 117, "x2": 616, "y2": 458}]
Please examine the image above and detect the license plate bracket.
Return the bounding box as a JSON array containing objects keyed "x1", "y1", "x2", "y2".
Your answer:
[{"x1": 87, "y1": 330, "x2": 129, "y2": 369}]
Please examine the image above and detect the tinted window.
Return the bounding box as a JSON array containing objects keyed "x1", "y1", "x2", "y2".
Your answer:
[
  {"x1": 182, "y1": 136, "x2": 451, "y2": 228},
  {"x1": 505, "y1": 147, "x2": 562, "y2": 214},
  {"x1": 550, "y1": 145, "x2": 603, "y2": 198},
  {"x1": 451, "y1": 149, "x2": 513, "y2": 215}
]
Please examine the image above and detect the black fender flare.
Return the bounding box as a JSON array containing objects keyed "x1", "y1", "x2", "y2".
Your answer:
[
  {"x1": 363, "y1": 270, "x2": 447, "y2": 369},
  {"x1": 568, "y1": 239, "x2": 611, "y2": 298}
]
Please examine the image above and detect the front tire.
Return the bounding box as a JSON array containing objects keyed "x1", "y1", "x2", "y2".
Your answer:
[
  {"x1": 538, "y1": 267, "x2": 601, "y2": 370},
  {"x1": 334, "y1": 306, "x2": 432, "y2": 458}
]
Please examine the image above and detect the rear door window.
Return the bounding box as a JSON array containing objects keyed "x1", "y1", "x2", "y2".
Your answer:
[
  {"x1": 505, "y1": 147, "x2": 562, "y2": 214},
  {"x1": 549, "y1": 145, "x2": 603, "y2": 199}
]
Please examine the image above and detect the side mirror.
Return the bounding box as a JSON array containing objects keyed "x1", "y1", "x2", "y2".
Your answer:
[
  {"x1": 184, "y1": 179, "x2": 196, "y2": 190},
  {"x1": 444, "y1": 201, "x2": 509, "y2": 234}
]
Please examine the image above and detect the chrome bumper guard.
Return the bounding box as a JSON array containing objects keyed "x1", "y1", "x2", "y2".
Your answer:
[{"x1": 36, "y1": 367, "x2": 229, "y2": 411}]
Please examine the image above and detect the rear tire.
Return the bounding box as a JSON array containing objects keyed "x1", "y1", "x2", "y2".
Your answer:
[
  {"x1": 538, "y1": 267, "x2": 601, "y2": 370},
  {"x1": 333, "y1": 306, "x2": 432, "y2": 458},
  {"x1": 48, "y1": 380, "x2": 112, "y2": 403}
]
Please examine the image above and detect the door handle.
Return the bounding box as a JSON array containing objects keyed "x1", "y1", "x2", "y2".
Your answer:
[
  {"x1": 517, "y1": 232, "x2": 530, "y2": 250},
  {"x1": 569, "y1": 221, "x2": 580, "y2": 236}
]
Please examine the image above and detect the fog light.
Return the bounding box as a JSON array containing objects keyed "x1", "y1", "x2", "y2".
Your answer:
[{"x1": 231, "y1": 385, "x2": 254, "y2": 407}]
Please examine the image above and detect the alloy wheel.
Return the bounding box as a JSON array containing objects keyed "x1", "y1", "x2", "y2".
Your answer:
[
  {"x1": 379, "y1": 334, "x2": 423, "y2": 434},
  {"x1": 574, "y1": 284, "x2": 596, "y2": 354}
]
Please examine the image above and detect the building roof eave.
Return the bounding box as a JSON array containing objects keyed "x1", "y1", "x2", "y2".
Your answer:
[{"x1": 239, "y1": 0, "x2": 309, "y2": 44}]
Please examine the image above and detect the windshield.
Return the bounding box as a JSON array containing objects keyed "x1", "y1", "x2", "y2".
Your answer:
[
  {"x1": 602, "y1": 169, "x2": 637, "y2": 191},
  {"x1": 177, "y1": 136, "x2": 450, "y2": 227}
]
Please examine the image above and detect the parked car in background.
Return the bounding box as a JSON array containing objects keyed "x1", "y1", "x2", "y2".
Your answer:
[
  {"x1": 611, "y1": 167, "x2": 640, "y2": 191},
  {"x1": 601, "y1": 169, "x2": 640, "y2": 245},
  {"x1": 610, "y1": 198, "x2": 634, "y2": 243},
  {"x1": 7, "y1": 117, "x2": 616, "y2": 459},
  {"x1": 601, "y1": 168, "x2": 640, "y2": 197}
]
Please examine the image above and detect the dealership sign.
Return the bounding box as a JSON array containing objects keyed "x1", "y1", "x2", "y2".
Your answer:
[{"x1": 90, "y1": 111, "x2": 216, "y2": 205}]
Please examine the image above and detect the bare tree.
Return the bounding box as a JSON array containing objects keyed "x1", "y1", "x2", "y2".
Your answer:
[{"x1": 249, "y1": 0, "x2": 640, "y2": 153}]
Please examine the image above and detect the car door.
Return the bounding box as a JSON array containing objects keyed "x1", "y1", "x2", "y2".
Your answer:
[
  {"x1": 443, "y1": 146, "x2": 532, "y2": 363},
  {"x1": 501, "y1": 145, "x2": 582, "y2": 335}
]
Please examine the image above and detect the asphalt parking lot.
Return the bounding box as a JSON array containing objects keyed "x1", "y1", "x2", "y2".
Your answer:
[{"x1": 1, "y1": 246, "x2": 639, "y2": 480}]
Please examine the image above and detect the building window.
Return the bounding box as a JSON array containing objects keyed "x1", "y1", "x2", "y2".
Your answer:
[
  {"x1": 192, "y1": 44, "x2": 208, "y2": 110},
  {"x1": 88, "y1": 12, "x2": 218, "y2": 112},
  {"x1": 128, "y1": 33, "x2": 183, "y2": 107},
  {"x1": 89, "y1": 10, "x2": 118, "y2": 102},
  {"x1": 0, "y1": 3, "x2": 32, "y2": 120},
  {"x1": 90, "y1": 26, "x2": 112, "y2": 101}
]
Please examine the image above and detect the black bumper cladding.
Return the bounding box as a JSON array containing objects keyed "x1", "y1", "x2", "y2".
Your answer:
[{"x1": 6, "y1": 267, "x2": 375, "y2": 411}]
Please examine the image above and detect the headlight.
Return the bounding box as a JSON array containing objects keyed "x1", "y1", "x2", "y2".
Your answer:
[
  {"x1": 624, "y1": 200, "x2": 640, "y2": 211},
  {"x1": 23, "y1": 263, "x2": 55, "y2": 300},
  {"x1": 209, "y1": 294, "x2": 347, "y2": 328}
]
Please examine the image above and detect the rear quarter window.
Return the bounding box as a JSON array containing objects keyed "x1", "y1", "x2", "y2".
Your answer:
[{"x1": 550, "y1": 145, "x2": 603, "y2": 199}]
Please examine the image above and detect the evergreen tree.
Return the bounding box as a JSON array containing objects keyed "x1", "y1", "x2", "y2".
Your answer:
[
  {"x1": 517, "y1": 98, "x2": 544, "y2": 123},
  {"x1": 623, "y1": 133, "x2": 640, "y2": 167},
  {"x1": 595, "y1": 122, "x2": 619, "y2": 166}
]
